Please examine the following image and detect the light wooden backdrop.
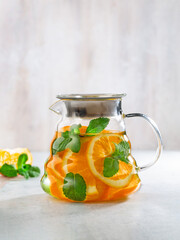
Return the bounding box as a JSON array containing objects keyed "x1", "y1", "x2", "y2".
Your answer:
[{"x1": 0, "y1": 0, "x2": 179, "y2": 151}]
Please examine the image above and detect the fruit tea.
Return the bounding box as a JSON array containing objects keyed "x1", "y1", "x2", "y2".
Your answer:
[{"x1": 41, "y1": 118, "x2": 141, "y2": 202}]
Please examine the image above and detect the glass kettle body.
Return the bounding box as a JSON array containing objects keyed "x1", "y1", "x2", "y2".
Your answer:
[{"x1": 41, "y1": 94, "x2": 162, "y2": 202}]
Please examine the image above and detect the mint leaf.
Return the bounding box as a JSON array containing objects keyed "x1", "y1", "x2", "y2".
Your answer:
[
  {"x1": 18, "y1": 164, "x2": 31, "y2": 179},
  {"x1": 61, "y1": 131, "x2": 70, "y2": 138},
  {"x1": 52, "y1": 137, "x2": 66, "y2": 150},
  {"x1": 103, "y1": 141, "x2": 130, "y2": 178},
  {"x1": 70, "y1": 124, "x2": 81, "y2": 135},
  {"x1": 66, "y1": 124, "x2": 81, "y2": 153},
  {"x1": 17, "y1": 153, "x2": 28, "y2": 169},
  {"x1": 0, "y1": 164, "x2": 17, "y2": 177},
  {"x1": 66, "y1": 135, "x2": 81, "y2": 153},
  {"x1": 114, "y1": 141, "x2": 130, "y2": 157},
  {"x1": 18, "y1": 168, "x2": 29, "y2": 179},
  {"x1": 86, "y1": 117, "x2": 110, "y2": 134},
  {"x1": 18, "y1": 164, "x2": 40, "y2": 179},
  {"x1": 23, "y1": 164, "x2": 31, "y2": 171},
  {"x1": 63, "y1": 172, "x2": 86, "y2": 201},
  {"x1": 112, "y1": 141, "x2": 130, "y2": 164},
  {"x1": 103, "y1": 157, "x2": 119, "y2": 177},
  {"x1": 112, "y1": 143, "x2": 120, "y2": 156},
  {"x1": 28, "y1": 166, "x2": 40, "y2": 177},
  {"x1": 52, "y1": 137, "x2": 72, "y2": 155},
  {"x1": 52, "y1": 148, "x2": 57, "y2": 155},
  {"x1": 117, "y1": 152, "x2": 129, "y2": 164},
  {"x1": 54, "y1": 124, "x2": 82, "y2": 154},
  {"x1": 62, "y1": 125, "x2": 81, "y2": 138}
]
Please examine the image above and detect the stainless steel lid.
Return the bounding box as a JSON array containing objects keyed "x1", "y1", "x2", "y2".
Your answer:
[{"x1": 56, "y1": 93, "x2": 126, "y2": 100}]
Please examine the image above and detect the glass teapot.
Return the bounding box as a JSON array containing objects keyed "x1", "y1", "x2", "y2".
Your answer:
[{"x1": 41, "y1": 94, "x2": 162, "y2": 202}]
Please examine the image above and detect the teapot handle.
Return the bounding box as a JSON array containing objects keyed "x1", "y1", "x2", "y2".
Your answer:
[{"x1": 124, "y1": 113, "x2": 163, "y2": 171}]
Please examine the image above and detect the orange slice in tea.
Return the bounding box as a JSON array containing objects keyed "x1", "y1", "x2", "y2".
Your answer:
[
  {"x1": 87, "y1": 133, "x2": 134, "y2": 188},
  {"x1": 46, "y1": 153, "x2": 67, "y2": 200},
  {"x1": 0, "y1": 148, "x2": 33, "y2": 168},
  {"x1": 104, "y1": 174, "x2": 141, "y2": 200}
]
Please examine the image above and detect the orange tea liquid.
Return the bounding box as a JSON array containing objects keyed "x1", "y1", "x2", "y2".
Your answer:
[{"x1": 44, "y1": 126, "x2": 141, "y2": 202}]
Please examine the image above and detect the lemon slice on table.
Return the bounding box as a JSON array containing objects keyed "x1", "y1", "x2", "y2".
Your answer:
[
  {"x1": 87, "y1": 133, "x2": 135, "y2": 188},
  {"x1": 0, "y1": 148, "x2": 33, "y2": 168}
]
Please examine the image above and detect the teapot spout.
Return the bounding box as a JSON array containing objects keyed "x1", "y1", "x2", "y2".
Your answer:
[{"x1": 49, "y1": 100, "x2": 63, "y2": 115}]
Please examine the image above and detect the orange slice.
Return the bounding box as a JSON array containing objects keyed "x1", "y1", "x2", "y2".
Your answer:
[
  {"x1": 62, "y1": 139, "x2": 106, "y2": 200},
  {"x1": 104, "y1": 174, "x2": 141, "y2": 200},
  {"x1": 87, "y1": 133, "x2": 134, "y2": 188},
  {"x1": 0, "y1": 148, "x2": 33, "y2": 168},
  {"x1": 46, "y1": 153, "x2": 66, "y2": 200}
]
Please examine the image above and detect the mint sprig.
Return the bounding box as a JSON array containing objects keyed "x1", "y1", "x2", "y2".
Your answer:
[
  {"x1": 86, "y1": 117, "x2": 110, "y2": 134},
  {"x1": 65, "y1": 134, "x2": 81, "y2": 153},
  {"x1": 103, "y1": 157, "x2": 119, "y2": 177},
  {"x1": 28, "y1": 166, "x2": 40, "y2": 177},
  {"x1": 17, "y1": 153, "x2": 28, "y2": 169},
  {"x1": 52, "y1": 124, "x2": 81, "y2": 154},
  {"x1": 52, "y1": 137, "x2": 72, "y2": 155},
  {"x1": 53, "y1": 117, "x2": 110, "y2": 155},
  {"x1": 0, "y1": 164, "x2": 17, "y2": 177},
  {"x1": 0, "y1": 153, "x2": 40, "y2": 179},
  {"x1": 112, "y1": 141, "x2": 130, "y2": 159},
  {"x1": 17, "y1": 154, "x2": 40, "y2": 179},
  {"x1": 63, "y1": 172, "x2": 86, "y2": 201},
  {"x1": 103, "y1": 141, "x2": 130, "y2": 178}
]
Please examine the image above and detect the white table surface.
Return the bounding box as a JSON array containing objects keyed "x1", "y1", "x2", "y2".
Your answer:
[{"x1": 0, "y1": 151, "x2": 180, "y2": 240}]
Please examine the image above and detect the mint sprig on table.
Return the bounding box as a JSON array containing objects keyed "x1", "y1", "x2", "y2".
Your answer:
[
  {"x1": 0, "y1": 164, "x2": 17, "y2": 177},
  {"x1": 103, "y1": 141, "x2": 130, "y2": 178},
  {"x1": 52, "y1": 117, "x2": 110, "y2": 155},
  {"x1": 0, "y1": 153, "x2": 40, "y2": 179}
]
